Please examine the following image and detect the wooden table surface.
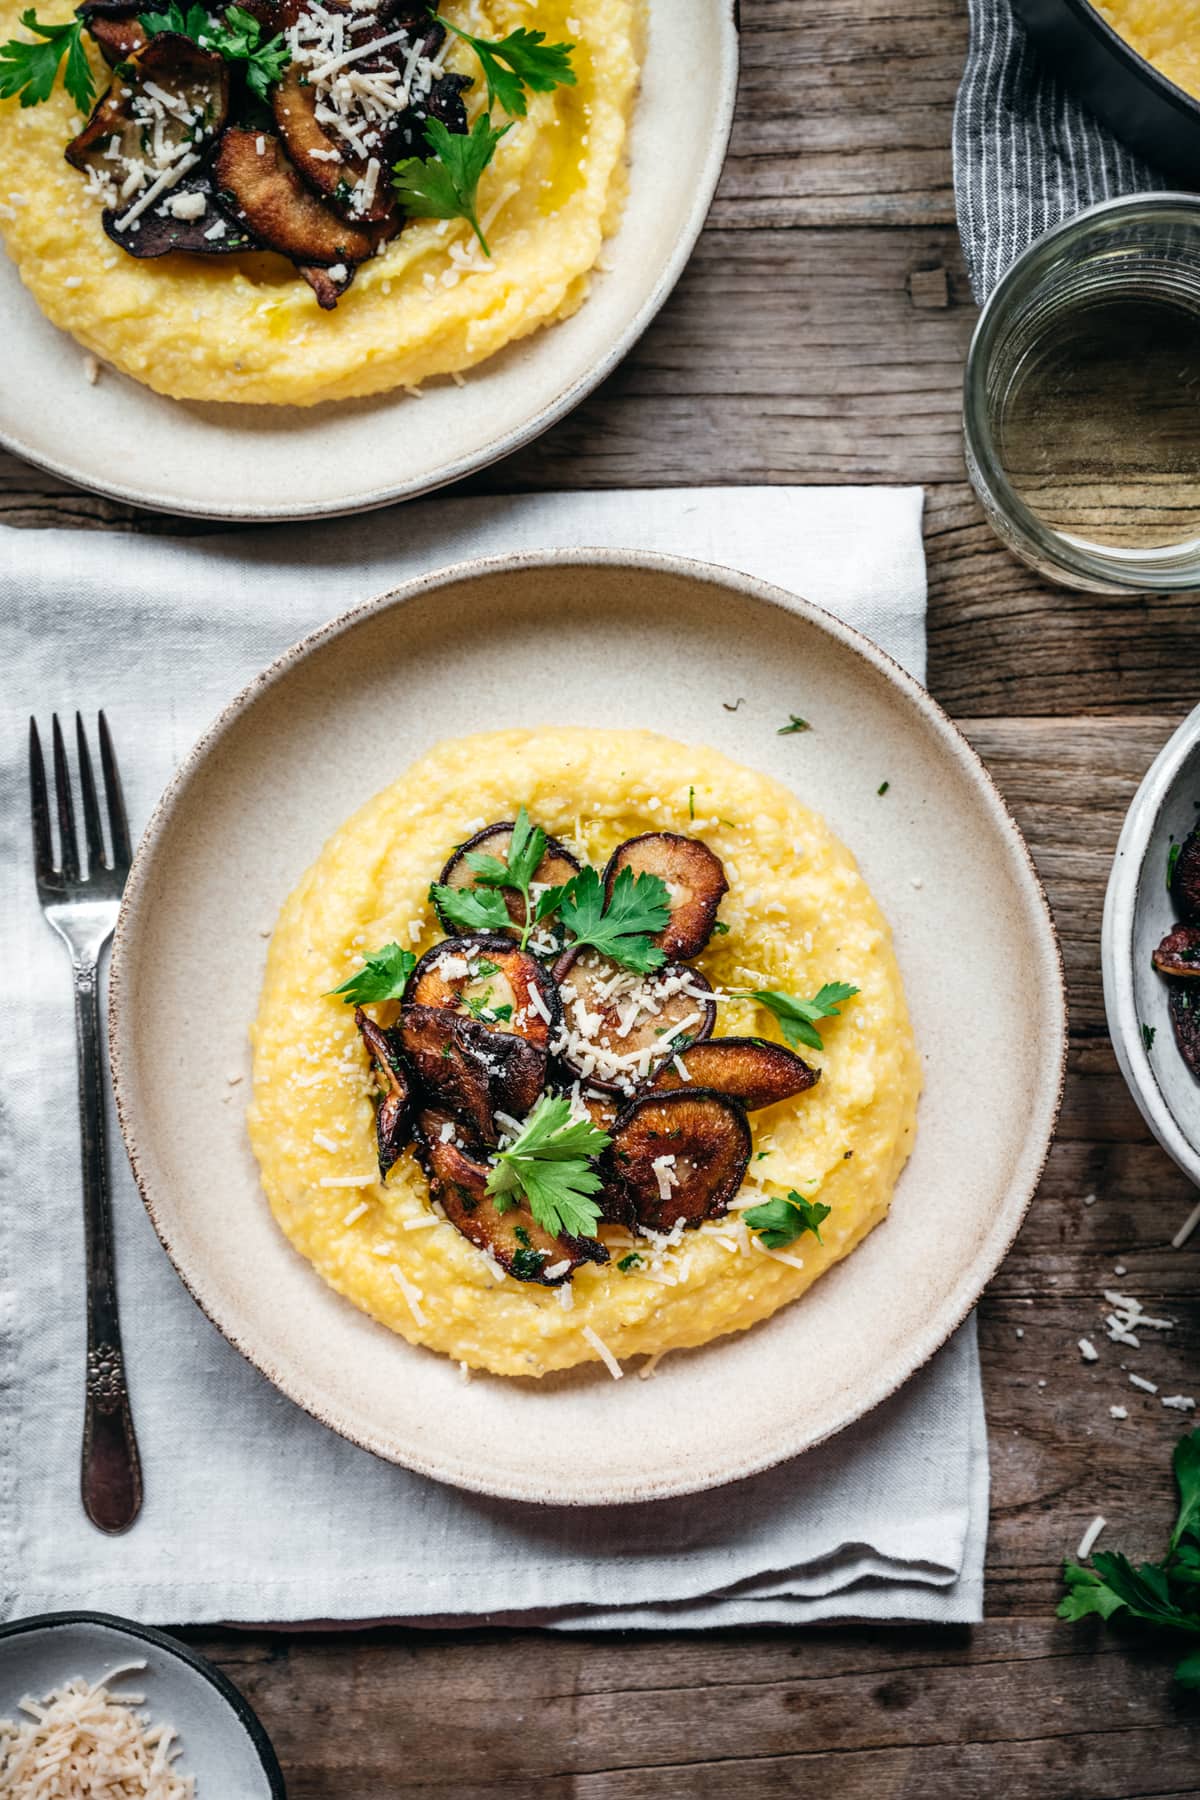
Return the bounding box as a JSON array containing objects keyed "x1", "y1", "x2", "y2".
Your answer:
[{"x1": 6, "y1": 0, "x2": 1200, "y2": 1792}]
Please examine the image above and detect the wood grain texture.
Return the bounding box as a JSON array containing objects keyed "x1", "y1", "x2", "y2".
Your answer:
[{"x1": 5, "y1": 0, "x2": 1200, "y2": 1790}]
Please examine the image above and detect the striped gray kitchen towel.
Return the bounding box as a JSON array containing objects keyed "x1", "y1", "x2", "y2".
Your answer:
[{"x1": 953, "y1": 0, "x2": 1159, "y2": 299}]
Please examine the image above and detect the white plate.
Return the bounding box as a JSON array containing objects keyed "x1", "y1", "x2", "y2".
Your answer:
[
  {"x1": 109, "y1": 551, "x2": 1067, "y2": 1504},
  {"x1": 0, "y1": 2, "x2": 737, "y2": 521},
  {"x1": 0, "y1": 1613, "x2": 285, "y2": 1795},
  {"x1": 1103, "y1": 703, "x2": 1200, "y2": 1188}
]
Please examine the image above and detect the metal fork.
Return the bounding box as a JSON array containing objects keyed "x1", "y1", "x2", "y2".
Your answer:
[{"x1": 29, "y1": 713, "x2": 143, "y2": 1534}]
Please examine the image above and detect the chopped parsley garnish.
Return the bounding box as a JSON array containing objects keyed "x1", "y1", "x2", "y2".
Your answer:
[
  {"x1": 429, "y1": 879, "x2": 512, "y2": 936},
  {"x1": 744, "y1": 1190, "x2": 831, "y2": 1249},
  {"x1": 877, "y1": 780, "x2": 890, "y2": 796},
  {"x1": 1168, "y1": 841, "x2": 1181, "y2": 891},
  {"x1": 618, "y1": 1252, "x2": 642, "y2": 1271},
  {"x1": 462, "y1": 990, "x2": 513, "y2": 1024},
  {"x1": 140, "y1": 2, "x2": 290, "y2": 101},
  {"x1": 510, "y1": 1246, "x2": 549, "y2": 1281},
  {"x1": 778, "y1": 715, "x2": 811, "y2": 735},
  {"x1": 711, "y1": 920, "x2": 730, "y2": 936},
  {"x1": 393, "y1": 112, "x2": 511, "y2": 255},
  {"x1": 734, "y1": 981, "x2": 860, "y2": 1053},
  {"x1": 1059, "y1": 1430, "x2": 1200, "y2": 1688},
  {"x1": 327, "y1": 942, "x2": 415, "y2": 1005},
  {"x1": 558, "y1": 864, "x2": 671, "y2": 974},
  {"x1": 688, "y1": 785, "x2": 695, "y2": 820},
  {"x1": 1143, "y1": 1022, "x2": 1157, "y2": 1052},
  {"x1": 462, "y1": 806, "x2": 563, "y2": 950},
  {"x1": 435, "y1": 14, "x2": 575, "y2": 117},
  {"x1": 485, "y1": 1095, "x2": 609, "y2": 1240},
  {"x1": 0, "y1": 9, "x2": 95, "y2": 112}
]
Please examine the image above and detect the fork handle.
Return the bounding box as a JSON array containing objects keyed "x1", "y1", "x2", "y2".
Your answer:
[{"x1": 74, "y1": 956, "x2": 143, "y2": 1534}]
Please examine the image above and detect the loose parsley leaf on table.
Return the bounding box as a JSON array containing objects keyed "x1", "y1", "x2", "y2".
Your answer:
[
  {"x1": 435, "y1": 14, "x2": 575, "y2": 117},
  {"x1": 733, "y1": 981, "x2": 860, "y2": 1053},
  {"x1": 1058, "y1": 1429, "x2": 1200, "y2": 1687},
  {"x1": 486, "y1": 1094, "x2": 610, "y2": 1240},
  {"x1": 393, "y1": 112, "x2": 511, "y2": 255},
  {"x1": 558, "y1": 864, "x2": 671, "y2": 975},
  {"x1": 0, "y1": 9, "x2": 95, "y2": 112},
  {"x1": 778, "y1": 715, "x2": 811, "y2": 735},
  {"x1": 327, "y1": 942, "x2": 416, "y2": 1005},
  {"x1": 744, "y1": 1190, "x2": 831, "y2": 1249}
]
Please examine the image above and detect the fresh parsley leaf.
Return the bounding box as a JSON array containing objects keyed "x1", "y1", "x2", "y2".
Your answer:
[
  {"x1": 744, "y1": 1190, "x2": 831, "y2": 1249},
  {"x1": 1178, "y1": 1648, "x2": 1200, "y2": 1688},
  {"x1": 734, "y1": 981, "x2": 860, "y2": 1053},
  {"x1": 429, "y1": 879, "x2": 512, "y2": 935},
  {"x1": 1059, "y1": 1562, "x2": 1130, "y2": 1623},
  {"x1": 140, "y1": 1, "x2": 289, "y2": 98},
  {"x1": 1172, "y1": 1429, "x2": 1200, "y2": 1552},
  {"x1": 139, "y1": 1, "x2": 210, "y2": 38},
  {"x1": 618, "y1": 1251, "x2": 642, "y2": 1271},
  {"x1": 557, "y1": 864, "x2": 670, "y2": 974},
  {"x1": 393, "y1": 112, "x2": 511, "y2": 254},
  {"x1": 0, "y1": 9, "x2": 96, "y2": 112},
  {"x1": 1169, "y1": 840, "x2": 1181, "y2": 890},
  {"x1": 510, "y1": 1246, "x2": 548, "y2": 1280},
  {"x1": 435, "y1": 14, "x2": 575, "y2": 117},
  {"x1": 462, "y1": 990, "x2": 513, "y2": 1024},
  {"x1": 778, "y1": 715, "x2": 810, "y2": 735},
  {"x1": 465, "y1": 806, "x2": 549, "y2": 949},
  {"x1": 486, "y1": 1094, "x2": 609, "y2": 1239},
  {"x1": 327, "y1": 942, "x2": 415, "y2": 1005}
]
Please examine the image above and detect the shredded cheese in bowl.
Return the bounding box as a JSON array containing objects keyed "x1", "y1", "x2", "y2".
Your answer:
[{"x1": 0, "y1": 1663, "x2": 195, "y2": 1798}]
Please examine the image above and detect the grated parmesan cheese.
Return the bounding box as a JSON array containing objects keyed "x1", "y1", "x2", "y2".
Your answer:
[
  {"x1": 1172, "y1": 1199, "x2": 1200, "y2": 1248},
  {"x1": 1075, "y1": 1515, "x2": 1106, "y2": 1560},
  {"x1": 0, "y1": 1664, "x2": 195, "y2": 1798},
  {"x1": 582, "y1": 1324, "x2": 623, "y2": 1380}
]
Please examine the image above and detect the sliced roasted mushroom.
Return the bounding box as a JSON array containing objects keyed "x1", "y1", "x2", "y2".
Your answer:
[
  {"x1": 1170, "y1": 983, "x2": 1200, "y2": 1082},
  {"x1": 1172, "y1": 825, "x2": 1200, "y2": 924},
  {"x1": 603, "y1": 832, "x2": 729, "y2": 960},
  {"x1": 606, "y1": 1089, "x2": 752, "y2": 1235},
  {"x1": 354, "y1": 1007, "x2": 412, "y2": 1176},
  {"x1": 214, "y1": 126, "x2": 379, "y2": 264},
  {"x1": 436, "y1": 821, "x2": 581, "y2": 942},
  {"x1": 67, "y1": 37, "x2": 231, "y2": 242},
  {"x1": 551, "y1": 948, "x2": 715, "y2": 1095},
  {"x1": 80, "y1": 3, "x2": 146, "y2": 64},
  {"x1": 405, "y1": 934, "x2": 562, "y2": 1051},
  {"x1": 1153, "y1": 924, "x2": 1200, "y2": 979},
  {"x1": 649, "y1": 1037, "x2": 819, "y2": 1110},
  {"x1": 397, "y1": 1004, "x2": 545, "y2": 1146},
  {"x1": 271, "y1": 66, "x2": 397, "y2": 223},
  {"x1": 416, "y1": 1110, "x2": 608, "y2": 1285},
  {"x1": 299, "y1": 259, "x2": 357, "y2": 307},
  {"x1": 101, "y1": 172, "x2": 258, "y2": 256}
]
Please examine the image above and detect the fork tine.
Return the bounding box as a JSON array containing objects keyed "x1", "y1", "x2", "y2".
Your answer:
[
  {"x1": 98, "y1": 711, "x2": 132, "y2": 873},
  {"x1": 28, "y1": 718, "x2": 55, "y2": 882},
  {"x1": 75, "y1": 712, "x2": 107, "y2": 875},
  {"x1": 51, "y1": 714, "x2": 80, "y2": 883}
]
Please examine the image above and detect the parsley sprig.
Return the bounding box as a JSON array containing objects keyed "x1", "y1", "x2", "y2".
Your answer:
[
  {"x1": 327, "y1": 942, "x2": 415, "y2": 1006},
  {"x1": 744, "y1": 1190, "x2": 830, "y2": 1249},
  {"x1": 1059, "y1": 1431, "x2": 1200, "y2": 1688},
  {"x1": 435, "y1": 14, "x2": 575, "y2": 117},
  {"x1": 429, "y1": 878, "x2": 512, "y2": 936},
  {"x1": 393, "y1": 112, "x2": 510, "y2": 255},
  {"x1": 460, "y1": 806, "x2": 564, "y2": 950},
  {"x1": 557, "y1": 864, "x2": 671, "y2": 975},
  {"x1": 0, "y1": 9, "x2": 95, "y2": 113},
  {"x1": 140, "y1": 2, "x2": 290, "y2": 101},
  {"x1": 486, "y1": 1095, "x2": 609, "y2": 1239},
  {"x1": 734, "y1": 981, "x2": 860, "y2": 1054}
]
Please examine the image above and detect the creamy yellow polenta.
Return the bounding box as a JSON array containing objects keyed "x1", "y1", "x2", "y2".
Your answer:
[
  {"x1": 1095, "y1": 0, "x2": 1200, "y2": 97},
  {"x1": 0, "y1": 0, "x2": 637, "y2": 404},
  {"x1": 247, "y1": 729, "x2": 921, "y2": 1378}
]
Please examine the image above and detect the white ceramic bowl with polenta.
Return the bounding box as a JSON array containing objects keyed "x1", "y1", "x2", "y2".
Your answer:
[
  {"x1": 248, "y1": 728, "x2": 921, "y2": 1377},
  {"x1": 110, "y1": 552, "x2": 1066, "y2": 1502}
]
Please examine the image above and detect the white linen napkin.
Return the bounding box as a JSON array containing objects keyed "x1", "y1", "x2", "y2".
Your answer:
[{"x1": 0, "y1": 485, "x2": 988, "y2": 1628}]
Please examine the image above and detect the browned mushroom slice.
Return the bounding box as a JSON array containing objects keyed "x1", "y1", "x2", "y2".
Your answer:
[
  {"x1": 1172, "y1": 825, "x2": 1200, "y2": 924},
  {"x1": 649, "y1": 1037, "x2": 819, "y2": 1110},
  {"x1": 603, "y1": 833, "x2": 729, "y2": 960},
  {"x1": 67, "y1": 36, "x2": 230, "y2": 223},
  {"x1": 354, "y1": 1007, "x2": 412, "y2": 1175},
  {"x1": 607, "y1": 1090, "x2": 752, "y2": 1235},
  {"x1": 299, "y1": 259, "x2": 357, "y2": 307},
  {"x1": 214, "y1": 127, "x2": 378, "y2": 263},
  {"x1": 552, "y1": 948, "x2": 715, "y2": 1095},
  {"x1": 81, "y1": 5, "x2": 146, "y2": 64},
  {"x1": 1170, "y1": 983, "x2": 1200, "y2": 1081},
  {"x1": 405, "y1": 935, "x2": 561, "y2": 1050},
  {"x1": 397, "y1": 1004, "x2": 546, "y2": 1146},
  {"x1": 1153, "y1": 924, "x2": 1200, "y2": 979},
  {"x1": 271, "y1": 66, "x2": 397, "y2": 223},
  {"x1": 101, "y1": 173, "x2": 258, "y2": 256},
  {"x1": 436, "y1": 822, "x2": 581, "y2": 941},
  {"x1": 416, "y1": 1111, "x2": 608, "y2": 1285}
]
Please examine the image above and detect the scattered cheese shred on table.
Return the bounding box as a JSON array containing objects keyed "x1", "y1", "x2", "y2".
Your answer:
[{"x1": 0, "y1": 1662, "x2": 195, "y2": 1797}]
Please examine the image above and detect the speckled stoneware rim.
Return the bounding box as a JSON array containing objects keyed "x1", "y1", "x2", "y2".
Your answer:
[
  {"x1": 0, "y1": 5, "x2": 738, "y2": 522},
  {"x1": 0, "y1": 1611, "x2": 287, "y2": 1795},
  {"x1": 1102, "y1": 703, "x2": 1200, "y2": 1188},
  {"x1": 109, "y1": 549, "x2": 1067, "y2": 1503}
]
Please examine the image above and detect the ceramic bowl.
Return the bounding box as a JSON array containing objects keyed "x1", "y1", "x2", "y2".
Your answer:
[
  {"x1": 0, "y1": 0, "x2": 738, "y2": 521},
  {"x1": 0, "y1": 1612, "x2": 285, "y2": 1795},
  {"x1": 109, "y1": 550, "x2": 1067, "y2": 1504},
  {"x1": 1103, "y1": 703, "x2": 1200, "y2": 1187}
]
